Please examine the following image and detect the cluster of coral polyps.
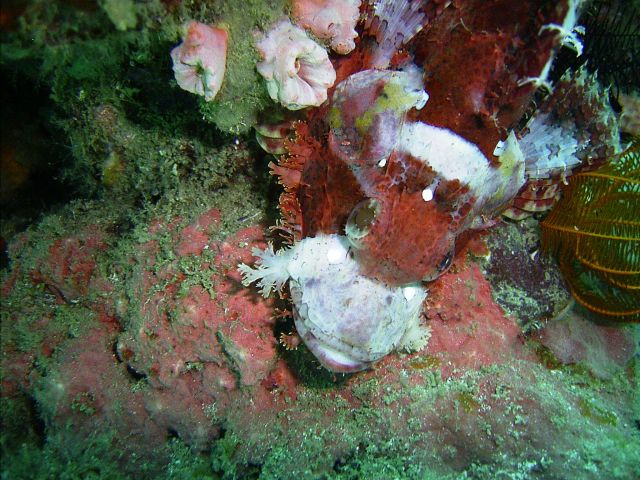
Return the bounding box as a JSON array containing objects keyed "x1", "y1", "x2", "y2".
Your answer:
[{"x1": 171, "y1": 1, "x2": 362, "y2": 109}]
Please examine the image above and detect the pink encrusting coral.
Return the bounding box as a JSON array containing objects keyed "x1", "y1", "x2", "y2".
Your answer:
[
  {"x1": 28, "y1": 224, "x2": 109, "y2": 302},
  {"x1": 293, "y1": 0, "x2": 361, "y2": 54},
  {"x1": 170, "y1": 21, "x2": 228, "y2": 101},
  {"x1": 424, "y1": 260, "x2": 535, "y2": 376},
  {"x1": 535, "y1": 309, "x2": 638, "y2": 380},
  {"x1": 256, "y1": 18, "x2": 336, "y2": 110},
  {"x1": 114, "y1": 211, "x2": 283, "y2": 448},
  {"x1": 1, "y1": 209, "x2": 286, "y2": 455}
]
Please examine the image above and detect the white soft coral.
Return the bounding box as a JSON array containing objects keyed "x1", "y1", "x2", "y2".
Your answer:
[
  {"x1": 293, "y1": 0, "x2": 361, "y2": 54},
  {"x1": 238, "y1": 243, "x2": 293, "y2": 298},
  {"x1": 170, "y1": 22, "x2": 228, "y2": 101},
  {"x1": 256, "y1": 18, "x2": 336, "y2": 110}
]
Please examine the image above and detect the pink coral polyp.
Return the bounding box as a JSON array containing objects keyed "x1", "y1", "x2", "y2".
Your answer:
[
  {"x1": 256, "y1": 19, "x2": 336, "y2": 110},
  {"x1": 294, "y1": 0, "x2": 361, "y2": 54},
  {"x1": 170, "y1": 21, "x2": 228, "y2": 101}
]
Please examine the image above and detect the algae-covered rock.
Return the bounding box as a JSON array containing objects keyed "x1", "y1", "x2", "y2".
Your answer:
[{"x1": 101, "y1": 0, "x2": 137, "y2": 31}]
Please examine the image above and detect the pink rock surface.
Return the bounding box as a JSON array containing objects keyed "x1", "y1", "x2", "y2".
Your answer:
[
  {"x1": 537, "y1": 309, "x2": 638, "y2": 379},
  {"x1": 29, "y1": 224, "x2": 109, "y2": 302},
  {"x1": 425, "y1": 260, "x2": 534, "y2": 376},
  {"x1": 33, "y1": 324, "x2": 163, "y2": 452},
  {"x1": 2, "y1": 207, "x2": 637, "y2": 477},
  {"x1": 115, "y1": 210, "x2": 280, "y2": 447},
  {"x1": 1, "y1": 209, "x2": 283, "y2": 453}
]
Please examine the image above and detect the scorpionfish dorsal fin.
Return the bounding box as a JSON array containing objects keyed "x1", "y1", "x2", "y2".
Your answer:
[{"x1": 363, "y1": 0, "x2": 444, "y2": 69}]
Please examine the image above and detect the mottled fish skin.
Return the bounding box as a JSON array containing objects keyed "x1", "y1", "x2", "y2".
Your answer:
[
  {"x1": 323, "y1": 63, "x2": 525, "y2": 284},
  {"x1": 327, "y1": 68, "x2": 428, "y2": 188},
  {"x1": 287, "y1": 235, "x2": 426, "y2": 372},
  {"x1": 239, "y1": 234, "x2": 428, "y2": 373}
]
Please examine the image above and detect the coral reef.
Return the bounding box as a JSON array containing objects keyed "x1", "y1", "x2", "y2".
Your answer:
[
  {"x1": 100, "y1": 0, "x2": 138, "y2": 31},
  {"x1": 1, "y1": 0, "x2": 639, "y2": 479},
  {"x1": 2, "y1": 201, "x2": 638, "y2": 478}
]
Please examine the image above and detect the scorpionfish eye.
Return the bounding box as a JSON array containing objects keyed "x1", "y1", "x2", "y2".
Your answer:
[
  {"x1": 422, "y1": 249, "x2": 455, "y2": 283},
  {"x1": 345, "y1": 198, "x2": 381, "y2": 249}
]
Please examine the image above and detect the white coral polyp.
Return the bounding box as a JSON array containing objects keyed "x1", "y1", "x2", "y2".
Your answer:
[
  {"x1": 170, "y1": 21, "x2": 228, "y2": 101},
  {"x1": 256, "y1": 19, "x2": 336, "y2": 110},
  {"x1": 293, "y1": 0, "x2": 361, "y2": 54}
]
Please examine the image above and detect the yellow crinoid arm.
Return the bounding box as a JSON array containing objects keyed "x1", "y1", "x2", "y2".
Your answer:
[{"x1": 541, "y1": 139, "x2": 640, "y2": 321}]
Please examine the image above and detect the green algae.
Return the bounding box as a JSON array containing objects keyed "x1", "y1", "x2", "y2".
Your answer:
[
  {"x1": 578, "y1": 397, "x2": 619, "y2": 427},
  {"x1": 0, "y1": 428, "x2": 130, "y2": 480},
  {"x1": 201, "y1": 358, "x2": 640, "y2": 480},
  {"x1": 70, "y1": 392, "x2": 98, "y2": 416},
  {"x1": 100, "y1": 0, "x2": 138, "y2": 31},
  {"x1": 2, "y1": 194, "x2": 637, "y2": 479},
  {"x1": 407, "y1": 355, "x2": 441, "y2": 370},
  {"x1": 186, "y1": 0, "x2": 290, "y2": 134},
  {"x1": 0, "y1": 0, "x2": 281, "y2": 204},
  {"x1": 455, "y1": 391, "x2": 481, "y2": 414},
  {"x1": 167, "y1": 438, "x2": 217, "y2": 480}
]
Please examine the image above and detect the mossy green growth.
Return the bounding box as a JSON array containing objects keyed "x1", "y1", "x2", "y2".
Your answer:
[
  {"x1": 211, "y1": 432, "x2": 245, "y2": 479},
  {"x1": 0, "y1": 427, "x2": 130, "y2": 480},
  {"x1": 100, "y1": 0, "x2": 138, "y2": 31},
  {"x1": 0, "y1": 205, "x2": 106, "y2": 375},
  {"x1": 578, "y1": 398, "x2": 619, "y2": 426},
  {"x1": 57, "y1": 94, "x2": 259, "y2": 201},
  {"x1": 71, "y1": 392, "x2": 98, "y2": 416},
  {"x1": 189, "y1": 0, "x2": 291, "y2": 134},
  {"x1": 101, "y1": 150, "x2": 126, "y2": 188},
  {"x1": 200, "y1": 358, "x2": 640, "y2": 480},
  {"x1": 166, "y1": 438, "x2": 216, "y2": 480},
  {"x1": 408, "y1": 355, "x2": 441, "y2": 370},
  {"x1": 1, "y1": 0, "x2": 282, "y2": 208},
  {"x1": 483, "y1": 217, "x2": 572, "y2": 327},
  {"x1": 455, "y1": 391, "x2": 481, "y2": 414},
  {"x1": 2, "y1": 0, "x2": 174, "y2": 108}
]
